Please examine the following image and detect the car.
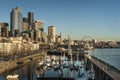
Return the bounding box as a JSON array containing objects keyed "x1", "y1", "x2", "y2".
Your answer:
[{"x1": 16, "y1": 61, "x2": 24, "y2": 65}]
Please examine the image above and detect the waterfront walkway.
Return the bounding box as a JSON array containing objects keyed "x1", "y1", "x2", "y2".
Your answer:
[
  {"x1": 85, "y1": 54, "x2": 120, "y2": 80},
  {"x1": 0, "y1": 52, "x2": 45, "y2": 76}
]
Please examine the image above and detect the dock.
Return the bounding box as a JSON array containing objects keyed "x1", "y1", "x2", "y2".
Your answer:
[
  {"x1": 84, "y1": 53, "x2": 120, "y2": 80},
  {"x1": 47, "y1": 49, "x2": 120, "y2": 80}
]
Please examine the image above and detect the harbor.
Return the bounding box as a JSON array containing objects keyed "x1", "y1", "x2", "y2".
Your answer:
[
  {"x1": 0, "y1": 48, "x2": 120, "y2": 80},
  {"x1": 0, "y1": 49, "x2": 93, "y2": 80}
]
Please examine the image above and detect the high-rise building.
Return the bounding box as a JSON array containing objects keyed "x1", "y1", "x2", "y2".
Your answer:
[
  {"x1": 10, "y1": 7, "x2": 22, "y2": 37},
  {"x1": 56, "y1": 32, "x2": 62, "y2": 44},
  {"x1": 0, "y1": 25, "x2": 1, "y2": 37},
  {"x1": 48, "y1": 26, "x2": 56, "y2": 43},
  {"x1": 28, "y1": 12, "x2": 34, "y2": 30},
  {"x1": 22, "y1": 17, "x2": 29, "y2": 32},
  {"x1": 34, "y1": 20, "x2": 44, "y2": 31},
  {"x1": 0, "y1": 23, "x2": 9, "y2": 37},
  {"x1": 34, "y1": 20, "x2": 44, "y2": 42}
]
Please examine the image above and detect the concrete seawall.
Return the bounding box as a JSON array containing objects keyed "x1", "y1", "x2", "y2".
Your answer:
[{"x1": 0, "y1": 52, "x2": 45, "y2": 76}]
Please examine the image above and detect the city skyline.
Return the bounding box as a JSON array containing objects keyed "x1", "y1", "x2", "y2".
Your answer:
[{"x1": 0, "y1": 0, "x2": 120, "y2": 41}]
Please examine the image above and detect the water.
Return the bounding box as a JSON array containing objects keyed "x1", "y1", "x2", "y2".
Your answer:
[
  {"x1": 0, "y1": 55, "x2": 88, "y2": 80},
  {"x1": 88, "y1": 49, "x2": 120, "y2": 69},
  {"x1": 1, "y1": 49, "x2": 119, "y2": 80}
]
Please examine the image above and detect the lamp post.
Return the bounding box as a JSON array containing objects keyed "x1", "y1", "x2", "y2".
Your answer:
[
  {"x1": 77, "y1": 49, "x2": 79, "y2": 61},
  {"x1": 98, "y1": 53, "x2": 100, "y2": 67},
  {"x1": 106, "y1": 57, "x2": 109, "y2": 71}
]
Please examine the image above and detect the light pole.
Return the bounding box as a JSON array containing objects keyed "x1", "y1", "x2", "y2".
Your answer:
[
  {"x1": 77, "y1": 49, "x2": 79, "y2": 61},
  {"x1": 106, "y1": 57, "x2": 109, "y2": 71},
  {"x1": 98, "y1": 54, "x2": 100, "y2": 67}
]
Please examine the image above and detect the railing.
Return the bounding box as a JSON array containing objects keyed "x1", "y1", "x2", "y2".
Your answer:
[
  {"x1": 84, "y1": 54, "x2": 120, "y2": 80},
  {"x1": 92, "y1": 56, "x2": 120, "y2": 74}
]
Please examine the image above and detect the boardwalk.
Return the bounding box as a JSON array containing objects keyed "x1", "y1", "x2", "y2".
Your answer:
[{"x1": 85, "y1": 54, "x2": 120, "y2": 80}]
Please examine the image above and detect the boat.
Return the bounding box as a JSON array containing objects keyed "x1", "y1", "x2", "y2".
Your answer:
[
  {"x1": 54, "y1": 64, "x2": 59, "y2": 68},
  {"x1": 43, "y1": 65, "x2": 47, "y2": 71},
  {"x1": 74, "y1": 61, "x2": 81, "y2": 67},
  {"x1": 16, "y1": 61, "x2": 24, "y2": 65},
  {"x1": 45, "y1": 56, "x2": 51, "y2": 63},
  {"x1": 38, "y1": 60, "x2": 44, "y2": 66},
  {"x1": 7, "y1": 74, "x2": 19, "y2": 80},
  {"x1": 51, "y1": 60, "x2": 56, "y2": 66},
  {"x1": 87, "y1": 69, "x2": 95, "y2": 80},
  {"x1": 46, "y1": 62, "x2": 51, "y2": 67}
]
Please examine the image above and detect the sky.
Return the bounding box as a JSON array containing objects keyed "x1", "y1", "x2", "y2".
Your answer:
[{"x1": 0, "y1": 0, "x2": 120, "y2": 41}]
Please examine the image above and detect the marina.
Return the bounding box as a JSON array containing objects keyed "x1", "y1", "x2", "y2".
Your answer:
[
  {"x1": 0, "y1": 48, "x2": 120, "y2": 80},
  {"x1": 0, "y1": 50, "x2": 94, "y2": 80},
  {"x1": 36, "y1": 52, "x2": 90, "y2": 80}
]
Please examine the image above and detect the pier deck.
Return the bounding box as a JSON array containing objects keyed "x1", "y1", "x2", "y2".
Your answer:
[{"x1": 84, "y1": 54, "x2": 120, "y2": 80}]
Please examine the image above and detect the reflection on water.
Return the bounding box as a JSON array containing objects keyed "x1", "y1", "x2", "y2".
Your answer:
[
  {"x1": 35, "y1": 55, "x2": 86, "y2": 78},
  {"x1": 0, "y1": 54, "x2": 90, "y2": 80}
]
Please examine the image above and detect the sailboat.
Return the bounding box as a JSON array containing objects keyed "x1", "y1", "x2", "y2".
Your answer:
[
  {"x1": 87, "y1": 64, "x2": 95, "y2": 80},
  {"x1": 67, "y1": 35, "x2": 74, "y2": 72},
  {"x1": 68, "y1": 35, "x2": 72, "y2": 64}
]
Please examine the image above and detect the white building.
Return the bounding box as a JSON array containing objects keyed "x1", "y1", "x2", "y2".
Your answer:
[{"x1": 0, "y1": 37, "x2": 40, "y2": 56}]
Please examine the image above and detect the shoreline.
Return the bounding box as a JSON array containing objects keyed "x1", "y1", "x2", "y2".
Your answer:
[{"x1": 0, "y1": 52, "x2": 45, "y2": 76}]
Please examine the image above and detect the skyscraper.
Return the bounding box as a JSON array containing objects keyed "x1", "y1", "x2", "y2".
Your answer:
[
  {"x1": 48, "y1": 26, "x2": 56, "y2": 43},
  {"x1": 34, "y1": 20, "x2": 44, "y2": 42},
  {"x1": 34, "y1": 20, "x2": 44, "y2": 31},
  {"x1": 0, "y1": 23, "x2": 9, "y2": 37},
  {"x1": 10, "y1": 7, "x2": 22, "y2": 37},
  {"x1": 22, "y1": 17, "x2": 29, "y2": 32},
  {"x1": 28, "y1": 12, "x2": 34, "y2": 30}
]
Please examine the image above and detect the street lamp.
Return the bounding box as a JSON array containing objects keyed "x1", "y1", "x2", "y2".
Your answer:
[
  {"x1": 77, "y1": 49, "x2": 79, "y2": 61},
  {"x1": 106, "y1": 57, "x2": 109, "y2": 71}
]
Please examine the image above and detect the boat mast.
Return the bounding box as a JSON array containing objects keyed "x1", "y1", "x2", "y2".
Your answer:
[
  {"x1": 67, "y1": 34, "x2": 72, "y2": 78},
  {"x1": 68, "y1": 35, "x2": 72, "y2": 63}
]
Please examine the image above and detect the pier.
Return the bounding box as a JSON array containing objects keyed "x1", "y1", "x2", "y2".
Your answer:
[
  {"x1": 84, "y1": 53, "x2": 120, "y2": 80},
  {"x1": 47, "y1": 49, "x2": 120, "y2": 80}
]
